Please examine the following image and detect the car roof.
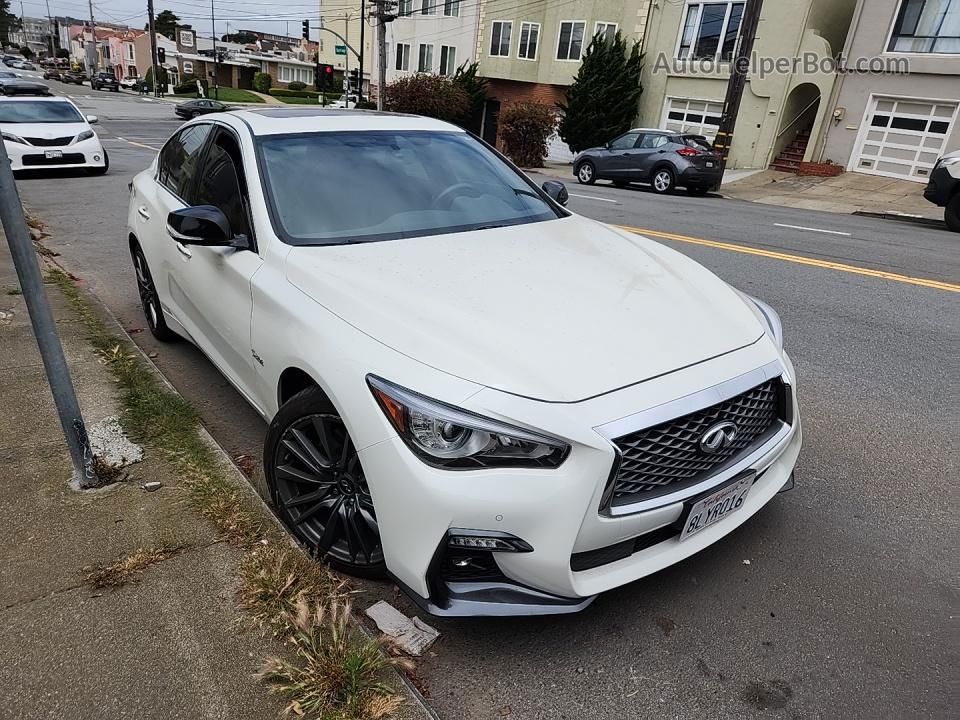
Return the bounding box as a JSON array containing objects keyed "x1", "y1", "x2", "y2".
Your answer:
[
  {"x1": 229, "y1": 107, "x2": 464, "y2": 136},
  {"x1": 0, "y1": 94, "x2": 66, "y2": 102}
]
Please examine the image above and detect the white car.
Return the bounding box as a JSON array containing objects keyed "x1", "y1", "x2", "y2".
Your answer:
[
  {"x1": 329, "y1": 94, "x2": 358, "y2": 109},
  {"x1": 0, "y1": 96, "x2": 107, "y2": 173},
  {"x1": 127, "y1": 109, "x2": 801, "y2": 617},
  {"x1": 119, "y1": 76, "x2": 141, "y2": 90}
]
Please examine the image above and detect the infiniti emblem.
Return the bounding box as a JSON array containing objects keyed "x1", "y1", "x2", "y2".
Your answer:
[{"x1": 699, "y1": 421, "x2": 738, "y2": 454}]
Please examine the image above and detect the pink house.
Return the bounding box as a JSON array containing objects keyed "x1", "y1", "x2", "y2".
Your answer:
[{"x1": 106, "y1": 31, "x2": 143, "y2": 80}]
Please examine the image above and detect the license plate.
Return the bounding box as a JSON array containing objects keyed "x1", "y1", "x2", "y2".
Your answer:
[
  {"x1": 680, "y1": 474, "x2": 753, "y2": 541},
  {"x1": 44, "y1": 150, "x2": 63, "y2": 159},
  {"x1": 706, "y1": 161, "x2": 715, "y2": 168}
]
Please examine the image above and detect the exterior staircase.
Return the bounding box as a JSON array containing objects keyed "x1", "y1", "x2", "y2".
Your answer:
[{"x1": 770, "y1": 125, "x2": 812, "y2": 173}]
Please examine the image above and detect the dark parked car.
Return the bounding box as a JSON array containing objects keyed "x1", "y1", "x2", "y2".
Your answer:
[
  {"x1": 42, "y1": 69, "x2": 62, "y2": 81},
  {"x1": 574, "y1": 129, "x2": 722, "y2": 195},
  {"x1": 923, "y1": 149, "x2": 960, "y2": 233},
  {"x1": 91, "y1": 72, "x2": 119, "y2": 92},
  {"x1": 174, "y1": 98, "x2": 227, "y2": 119},
  {"x1": 0, "y1": 78, "x2": 52, "y2": 96},
  {"x1": 61, "y1": 70, "x2": 88, "y2": 84}
]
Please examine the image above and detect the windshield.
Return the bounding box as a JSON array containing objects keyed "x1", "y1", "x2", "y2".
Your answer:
[
  {"x1": 258, "y1": 130, "x2": 563, "y2": 244},
  {"x1": 0, "y1": 101, "x2": 83, "y2": 123}
]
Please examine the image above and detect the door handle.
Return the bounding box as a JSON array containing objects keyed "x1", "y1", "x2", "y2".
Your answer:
[
  {"x1": 175, "y1": 243, "x2": 192, "y2": 259},
  {"x1": 137, "y1": 206, "x2": 150, "y2": 220}
]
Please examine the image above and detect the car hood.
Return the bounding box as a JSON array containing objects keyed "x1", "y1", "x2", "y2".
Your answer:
[
  {"x1": 285, "y1": 215, "x2": 763, "y2": 402},
  {"x1": 0, "y1": 120, "x2": 88, "y2": 139}
]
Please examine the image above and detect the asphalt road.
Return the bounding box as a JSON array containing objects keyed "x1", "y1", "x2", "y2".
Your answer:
[{"x1": 11, "y1": 89, "x2": 959, "y2": 720}]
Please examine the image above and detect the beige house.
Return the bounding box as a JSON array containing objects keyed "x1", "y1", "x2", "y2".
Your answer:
[
  {"x1": 637, "y1": 0, "x2": 857, "y2": 171},
  {"x1": 476, "y1": 0, "x2": 652, "y2": 155},
  {"x1": 818, "y1": 0, "x2": 960, "y2": 183},
  {"x1": 314, "y1": 0, "x2": 375, "y2": 93}
]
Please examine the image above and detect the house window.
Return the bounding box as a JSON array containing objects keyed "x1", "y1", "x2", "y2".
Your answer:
[
  {"x1": 444, "y1": 0, "x2": 460, "y2": 17},
  {"x1": 594, "y1": 22, "x2": 618, "y2": 44},
  {"x1": 490, "y1": 21, "x2": 512, "y2": 57},
  {"x1": 183, "y1": 60, "x2": 194, "y2": 74},
  {"x1": 518, "y1": 22, "x2": 540, "y2": 59},
  {"x1": 128, "y1": 65, "x2": 137, "y2": 77},
  {"x1": 126, "y1": 43, "x2": 135, "y2": 60},
  {"x1": 439, "y1": 45, "x2": 456, "y2": 75},
  {"x1": 395, "y1": 42, "x2": 411, "y2": 70},
  {"x1": 398, "y1": 0, "x2": 412, "y2": 16},
  {"x1": 421, "y1": 0, "x2": 436, "y2": 15},
  {"x1": 888, "y1": 0, "x2": 960, "y2": 53},
  {"x1": 678, "y1": 1, "x2": 744, "y2": 61},
  {"x1": 662, "y1": 97, "x2": 724, "y2": 140},
  {"x1": 179, "y1": 30, "x2": 194, "y2": 47},
  {"x1": 418, "y1": 43, "x2": 434, "y2": 72},
  {"x1": 557, "y1": 21, "x2": 586, "y2": 60}
]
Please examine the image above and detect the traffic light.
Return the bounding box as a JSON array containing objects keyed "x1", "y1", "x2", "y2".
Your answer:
[
  {"x1": 302, "y1": 20, "x2": 310, "y2": 41},
  {"x1": 157, "y1": 47, "x2": 165, "y2": 64},
  {"x1": 315, "y1": 63, "x2": 334, "y2": 91},
  {"x1": 348, "y1": 68, "x2": 360, "y2": 91}
]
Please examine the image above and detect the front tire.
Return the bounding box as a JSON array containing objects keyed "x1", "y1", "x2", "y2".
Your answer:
[
  {"x1": 576, "y1": 160, "x2": 596, "y2": 185},
  {"x1": 651, "y1": 167, "x2": 676, "y2": 194},
  {"x1": 265, "y1": 386, "x2": 386, "y2": 578},
  {"x1": 131, "y1": 242, "x2": 177, "y2": 341},
  {"x1": 946, "y1": 194, "x2": 960, "y2": 233}
]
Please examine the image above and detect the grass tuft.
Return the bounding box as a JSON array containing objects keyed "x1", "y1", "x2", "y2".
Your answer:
[
  {"x1": 260, "y1": 597, "x2": 411, "y2": 720},
  {"x1": 239, "y1": 544, "x2": 343, "y2": 636},
  {"x1": 85, "y1": 545, "x2": 182, "y2": 587},
  {"x1": 5, "y1": 287, "x2": 21, "y2": 295}
]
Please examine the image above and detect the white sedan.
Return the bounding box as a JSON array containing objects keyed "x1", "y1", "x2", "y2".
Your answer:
[
  {"x1": 0, "y1": 96, "x2": 107, "y2": 173},
  {"x1": 127, "y1": 109, "x2": 801, "y2": 617}
]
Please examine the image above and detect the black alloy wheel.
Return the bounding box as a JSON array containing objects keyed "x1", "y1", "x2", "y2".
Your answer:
[
  {"x1": 131, "y1": 243, "x2": 177, "y2": 341},
  {"x1": 265, "y1": 386, "x2": 385, "y2": 578}
]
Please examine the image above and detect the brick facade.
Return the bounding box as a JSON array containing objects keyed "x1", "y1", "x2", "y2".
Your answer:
[
  {"x1": 797, "y1": 161, "x2": 845, "y2": 177},
  {"x1": 485, "y1": 78, "x2": 566, "y2": 148}
]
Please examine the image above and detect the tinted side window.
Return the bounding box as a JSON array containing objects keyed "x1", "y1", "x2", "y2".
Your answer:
[
  {"x1": 157, "y1": 124, "x2": 212, "y2": 202},
  {"x1": 639, "y1": 134, "x2": 668, "y2": 149},
  {"x1": 194, "y1": 132, "x2": 251, "y2": 240},
  {"x1": 609, "y1": 132, "x2": 641, "y2": 150}
]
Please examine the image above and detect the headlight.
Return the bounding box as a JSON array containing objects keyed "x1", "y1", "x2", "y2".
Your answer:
[
  {"x1": 367, "y1": 375, "x2": 569, "y2": 469},
  {"x1": 746, "y1": 294, "x2": 784, "y2": 350},
  {"x1": 2, "y1": 132, "x2": 26, "y2": 144},
  {"x1": 940, "y1": 156, "x2": 960, "y2": 167},
  {"x1": 75, "y1": 129, "x2": 95, "y2": 142}
]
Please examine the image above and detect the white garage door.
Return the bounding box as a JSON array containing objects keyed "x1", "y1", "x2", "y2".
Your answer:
[
  {"x1": 662, "y1": 97, "x2": 723, "y2": 141},
  {"x1": 853, "y1": 97, "x2": 957, "y2": 182}
]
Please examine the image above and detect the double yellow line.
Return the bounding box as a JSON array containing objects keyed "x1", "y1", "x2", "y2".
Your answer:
[{"x1": 618, "y1": 224, "x2": 959, "y2": 293}]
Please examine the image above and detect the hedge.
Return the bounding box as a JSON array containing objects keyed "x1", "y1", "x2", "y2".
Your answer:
[
  {"x1": 253, "y1": 72, "x2": 272, "y2": 93},
  {"x1": 267, "y1": 87, "x2": 342, "y2": 100}
]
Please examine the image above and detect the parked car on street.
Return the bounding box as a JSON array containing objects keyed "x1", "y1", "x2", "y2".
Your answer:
[
  {"x1": 42, "y1": 69, "x2": 62, "y2": 81},
  {"x1": 574, "y1": 129, "x2": 722, "y2": 195},
  {"x1": 15, "y1": 61, "x2": 36, "y2": 71},
  {"x1": 126, "y1": 108, "x2": 800, "y2": 617},
  {"x1": 119, "y1": 75, "x2": 141, "y2": 89},
  {"x1": 329, "y1": 94, "x2": 358, "y2": 109},
  {"x1": 0, "y1": 96, "x2": 107, "y2": 174},
  {"x1": 0, "y1": 78, "x2": 52, "y2": 96},
  {"x1": 924, "y1": 150, "x2": 960, "y2": 233},
  {"x1": 174, "y1": 98, "x2": 226, "y2": 119},
  {"x1": 90, "y1": 71, "x2": 119, "y2": 92},
  {"x1": 61, "y1": 70, "x2": 88, "y2": 84}
]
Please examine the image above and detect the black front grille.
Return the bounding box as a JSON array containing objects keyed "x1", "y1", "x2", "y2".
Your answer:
[
  {"x1": 22, "y1": 153, "x2": 85, "y2": 166},
  {"x1": 607, "y1": 379, "x2": 784, "y2": 507},
  {"x1": 25, "y1": 136, "x2": 74, "y2": 147}
]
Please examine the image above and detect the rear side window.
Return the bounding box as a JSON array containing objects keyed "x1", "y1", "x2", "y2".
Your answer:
[
  {"x1": 639, "y1": 134, "x2": 669, "y2": 149},
  {"x1": 609, "y1": 132, "x2": 641, "y2": 150},
  {"x1": 682, "y1": 135, "x2": 714, "y2": 151},
  {"x1": 157, "y1": 124, "x2": 212, "y2": 202}
]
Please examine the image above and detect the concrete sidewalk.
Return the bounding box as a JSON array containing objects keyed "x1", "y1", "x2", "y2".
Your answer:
[{"x1": 0, "y1": 235, "x2": 430, "y2": 719}]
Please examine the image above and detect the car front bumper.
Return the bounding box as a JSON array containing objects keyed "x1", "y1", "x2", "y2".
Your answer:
[
  {"x1": 923, "y1": 164, "x2": 956, "y2": 207},
  {"x1": 360, "y1": 341, "x2": 801, "y2": 617},
  {"x1": 4, "y1": 137, "x2": 107, "y2": 171}
]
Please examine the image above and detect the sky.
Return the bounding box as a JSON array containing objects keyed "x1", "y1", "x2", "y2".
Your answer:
[{"x1": 18, "y1": 0, "x2": 367, "y2": 42}]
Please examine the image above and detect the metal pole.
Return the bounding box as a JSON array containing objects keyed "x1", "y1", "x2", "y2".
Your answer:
[
  {"x1": 0, "y1": 142, "x2": 99, "y2": 488},
  {"x1": 211, "y1": 0, "x2": 218, "y2": 100},
  {"x1": 358, "y1": 0, "x2": 364, "y2": 101},
  {"x1": 147, "y1": 0, "x2": 159, "y2": 98},
  {"x1": 86, "y1": 0, "x2": 97, "y2": 73},
  {"x1": 343, "y1": 12, "x2": 349, "y2": 99},
  {"x1": 44, "y1": 0, "x2": 55, "y2": 57}
]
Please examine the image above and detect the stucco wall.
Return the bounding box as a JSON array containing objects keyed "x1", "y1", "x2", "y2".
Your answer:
[{"x1": 382, "y1": 4, "x2": 481, "y2": 83}]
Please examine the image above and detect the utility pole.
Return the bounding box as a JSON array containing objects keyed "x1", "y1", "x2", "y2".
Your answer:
[
  {"x1": 343, "y1": 12, "x2": 349, "y2": 98},
  {"x1": 0, "y1": 138, "x2": 100, "y2": 488},
  {"x1": 147, "y1": 0, "x2": 159, "y2": 97},
  {"x1": 371, "y1": 1, "x2": 396, "y2": 111},
  {"x1": 714, "y1": 0, "x2": 764, "y2": 177},
  {"x1": 211, "y1": 0, "x2": 219, "y2": 100},
  {"x1": 44, "y1": 0, "x2": 55, "y2": 57},
  {"x1": 86, "y1": 0, "x2": 97, "y2": 73},
  {"x1": 358, "y1": 0, "x2": 365, "y2": 101}
]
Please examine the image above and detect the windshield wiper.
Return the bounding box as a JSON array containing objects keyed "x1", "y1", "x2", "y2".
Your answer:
[
  {"x1": 513, "y1": 187, "x2": 541, "y2": 200},
  {"x1": 473, "y1": 224, "x2": 507, "y2": 231}
]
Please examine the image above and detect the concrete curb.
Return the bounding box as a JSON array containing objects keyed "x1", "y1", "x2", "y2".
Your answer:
[
  {"x1": 46, "y1": 260, "x2": 440, "y2": 720},
  {"x1": 852, "y1": 210, "x2": 946, "y2": 229}
]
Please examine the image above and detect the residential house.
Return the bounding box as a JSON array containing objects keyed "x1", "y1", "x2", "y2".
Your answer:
[
  {"x1": 637, "y1": 0, "x2": 857, "y2": 171},
  {"x1": 105, "y1": 31, "x2": 143, "y2": 80},
  {"x1": 818, "y1": 0, "x2": 960, "y2": 182},
  {"x1": 476, "y1": 0, "x2": 653, "y2": 157},
  {"x1": 381, "y1": 0, "x2": 482, "y2": 86},
  {"x1": 312, "y1": 1, "x2": 375, "y2": 93},
  {"x1": 10, "y1": 16, "x2": 54, "y2": 56}
]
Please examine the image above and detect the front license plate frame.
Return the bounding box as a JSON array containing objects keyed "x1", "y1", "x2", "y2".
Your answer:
[
  {"x1": 44, "y1": 150, "x2": 63, "y2": 159},
  {"x1": 679, "y1": 472, "x2": 755, "y2": 542}
]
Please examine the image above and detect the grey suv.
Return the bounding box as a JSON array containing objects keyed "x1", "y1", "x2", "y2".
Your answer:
[{"x1": 574, "y1": 129, "x2": 722, "y2": 195}]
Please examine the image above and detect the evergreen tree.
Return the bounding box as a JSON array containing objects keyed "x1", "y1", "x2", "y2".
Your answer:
[
  {"x1": 451, "y1": 62, "x2": 488, "y2": 135},
  {"x1": 0, "y1": 0, "x2": 20, "y2": 46},
  {"x1": 558, "y1": 32, "x2": 643, "y2": 154},
  {"x1": 149, "y1": 10, "x2": 188, "y2": 40}
]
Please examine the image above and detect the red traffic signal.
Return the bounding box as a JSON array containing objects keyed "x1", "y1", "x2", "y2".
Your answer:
[{"x1": 316, "y1": 63, "x2": 335, "y2": 91}]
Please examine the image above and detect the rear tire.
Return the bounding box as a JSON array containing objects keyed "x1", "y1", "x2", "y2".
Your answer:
[
  {"x1": 130, "y1": 242, "x2": 177, "y2": 342},
  {"x1": 576, "y1": 160, "x2": 596, "y2": 185},
  {"x1": 946, "y1": 194, "x2": 960, "y2": 233},
  {"x1": 651, "y1": 167, "x2": 676, "y2": 195}
]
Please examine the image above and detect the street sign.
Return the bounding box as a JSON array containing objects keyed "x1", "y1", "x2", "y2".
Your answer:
[{"x1": 335, "y1": 45, "x2": 347, "y2": 55}]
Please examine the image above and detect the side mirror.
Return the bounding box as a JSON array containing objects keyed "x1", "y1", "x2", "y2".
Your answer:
[
  {"x1": 541, "y1": 180, "x2": 569, "y2": 207},
  {"x1": 167, "y1": 206, "x2": 240, "y2": 247},
  {"x1": 85, "y1": 115, "x2": 98, "y2": 124}
]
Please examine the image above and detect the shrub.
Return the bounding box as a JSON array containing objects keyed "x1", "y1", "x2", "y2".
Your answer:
[
  {"x1": 20, "y1": 47, "x2": 33, "y2": 59},
  {"x1": 287, "y1": 81, "x2": 306, "y2": 91},
  {"x1": 355, "y1": 100, "x2": 377, "y2": 110},
  {"x1": 253, "y1": 71, "x2": 272, "y2": 93},
  {"x1": 173, "y1": 82, "x2": 196, "y2": 95},
  {"x1": 269, "y1": 87, "x2": 320, "y2": 98},
  {"x1": 499, "y1": 102, "x2": 556, "y2": 168},
  {"x1": 55, "y1": 47, "x2": 69, "y2": 58},
  {"x1": 143, "y1": 66, "x2": 168, "y2": 91},
  {"x1": 451, "y1": 62, "x2": 488, "y2": 134},
  {"x1": 384, "y1": 74, "x2": 468, "y2": 124}
]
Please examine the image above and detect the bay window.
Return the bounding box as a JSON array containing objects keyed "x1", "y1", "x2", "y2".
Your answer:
[
  {"x1": 678, "y1": 1, "x2": 745, "y2": 61},
  {"x1": 888, "y1": 0, "x2": 960, "y2": 53}
]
